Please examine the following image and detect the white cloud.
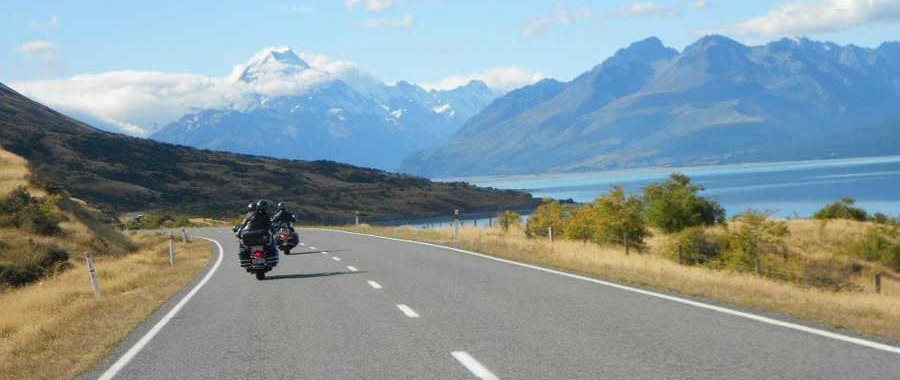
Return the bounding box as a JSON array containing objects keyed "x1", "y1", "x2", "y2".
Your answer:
[
  {"x1": 729, "y1": 0, "x2": 900, "y2": 37},
  {"x1": 30, "y1": 15, "x2": 59, "y2": 30},
  {"x1": 17, "y1": 40, "x2": 57, "y2": 55},
  {"x1": 688, "y1": 0, "x2": 710, "y2": 10},
  {"x1": 10, "y1": 48, "x2": 372, "y2": 136},
  {"x1": 420, "y1": 67, "x2": 545, "y2": 93},
  {"x1": 359, "y1": 14, "x2": 414, "y2": 29},
  {"x1": 280, "y1": 5, "x2": 315, "y2": 13},
  {"x1": 522, "y1": 6, "x2": 593, "y2": 37},
  {"x1": 345, "y1": 0, "x2": 397, "y2": 12},
  {"x1": 610, "y1": 2, "x2": 680, "y2": 18}
]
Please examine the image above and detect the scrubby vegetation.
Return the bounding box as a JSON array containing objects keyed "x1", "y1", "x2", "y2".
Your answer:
[
  {"x1": 642, "y1": 174, "x2": 725, "y2": 233},
  {"x1": 123, "y1": 212, "x2": 198, "y2": 230},
  {"x1": 814, "y1": 197, "x2": 870, "y2": 221}
]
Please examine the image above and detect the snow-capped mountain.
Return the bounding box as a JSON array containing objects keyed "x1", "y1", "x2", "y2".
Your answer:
[{"x1": 152, "y1": 47, "x2": 496, "y2": 170}]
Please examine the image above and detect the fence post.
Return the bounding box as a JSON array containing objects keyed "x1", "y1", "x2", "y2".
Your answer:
[
  {"x1": 181, "y1": 227, "x2": 188, "y2": 244},
  {"x1": 453, "y1": 209, "x2": 460, "y2": 241},
  {"x1": 677, "y1": 244, "x2": 683, "y2": 264},
  {"x1": 84, "y1": 252, "x2": 101, "y2": 298},
  {"x1": 623, "y1": 232, "x2": 629, "y2": 255},
  {"x1": 474, "y1": 219, "x2": 478, "y2": 227},
  {"x1": 168, "y1": 232, "x2": 175, "y2": 267},
  {"x1": 548, "y1": 227, "x2": 553, "y2": 244},
  {"x1": 489, "y1": 217, "x2": 493, "y2": 228},
  {"x1": 754, "y1": 257, "x2": 762, "y2": 276},
  {"x1": 875, "y1": 272, "x2": 882, "y2": 294}
]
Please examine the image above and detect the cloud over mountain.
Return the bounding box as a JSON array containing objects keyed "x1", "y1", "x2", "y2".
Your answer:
[{"x1": 730, "y1": 0, "x2": 900, "y2": 37}]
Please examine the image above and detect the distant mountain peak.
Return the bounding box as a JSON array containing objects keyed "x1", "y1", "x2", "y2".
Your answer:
[
  {"x1": 606, "y1": 36, "x2": 678, "y2": 66},
  {"x1": 232, "y1": 46, "x2": 311, "y2": 82}
]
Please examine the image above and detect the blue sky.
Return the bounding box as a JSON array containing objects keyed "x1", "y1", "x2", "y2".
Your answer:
[{"x1": 5, "y1": 0, "x2": 900, "y2": 84}]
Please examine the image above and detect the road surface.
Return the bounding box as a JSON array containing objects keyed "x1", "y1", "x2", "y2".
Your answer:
[{"x1": 86, "y1": 228, "x2": 900, "y2": 379}]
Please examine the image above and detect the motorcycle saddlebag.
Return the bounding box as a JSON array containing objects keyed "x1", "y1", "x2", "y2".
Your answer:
[
  {"x1": 240, "y1": 229, "x2": 270, "y2": 246},
  {"x1": 277, "y1": 231, "x2": 299, "y2": 249}
]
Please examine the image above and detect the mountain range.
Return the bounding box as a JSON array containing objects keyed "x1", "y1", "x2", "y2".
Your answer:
[
  {"x1": 150, "y1": 47, "x2": 496, "y2": 170},
  {"x1": 0, "y1": 82, "x2": 535, "y2": 221},
  {"x1": 401, "y1": 36, "x2": 900, "y2": 177}
]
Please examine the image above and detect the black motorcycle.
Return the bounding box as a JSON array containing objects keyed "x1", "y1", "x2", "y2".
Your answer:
[
  {"x1": 274, "y1": 223, "x2": 299, "y2": 255},
  {"x1": 234, "y1": 225, "x2": 279, "y2": 280}
]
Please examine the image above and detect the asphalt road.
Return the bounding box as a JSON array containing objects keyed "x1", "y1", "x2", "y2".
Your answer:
[{"x1": 88, "y1": 228, "x2": 900, "y2": 379}]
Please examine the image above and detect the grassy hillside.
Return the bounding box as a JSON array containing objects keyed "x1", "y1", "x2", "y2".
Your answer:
[
  {"x1": 0, "y1": 148, "x2": 134, "y2": 288},
  {"x1": 0, "y1": 83, "x2": 536, "y2": 222}
]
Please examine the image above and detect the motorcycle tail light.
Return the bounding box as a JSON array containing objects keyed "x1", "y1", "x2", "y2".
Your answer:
[{"x1": 253, "y1": 251, "x2": 264, "y2": 258}]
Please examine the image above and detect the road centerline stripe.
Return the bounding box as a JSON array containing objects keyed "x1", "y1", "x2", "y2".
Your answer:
[
  {"x1": 347, "y1": 265, "x2": 358, "y2": 272},
  {"x1": 396, "y1": 304, "x2": 420, "y2": 318},
  {"x1": 332, "y1": 256, "x2": 341, "y2": 261},
  {"x1": 367, "y1": 280, "x2": 382, "y2": 289},
  {"x1": 451, "y1": 351, "x2": 499, "y2": 380}
]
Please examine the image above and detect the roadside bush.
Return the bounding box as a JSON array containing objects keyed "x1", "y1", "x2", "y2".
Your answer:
[
  {"x1": 496, "y1": 210, "x2": 521, "y2": 232},
  {"x1": 720, "y1": 209, "x2": 789, "y2": 272},
  {"x1": 564, "y1": 205, "x2": 598, "y2": 244},
  {"x1": 591, "y1": 187, "x2": 648, "y2": 250},
  {"x1": 525, "y1": 199, "x2": 571, "y2": 238},
  {"x1": 0, "y1": 187, "x2": 62, "y2": 235},
  {"x1": 802, "y1": 259, "x2": 862, "y2": 291},
  {"x1": 642, "y1": 173, "x2": 725, "y2": 233},
  {"x1": 847, "y1": 228, "x2": 900, "y2": 271},
  {"x1": 668, "y1": 227, "x2": 722, "y2": 265},
  {"x1": 813, "y1": 197, "x2": 869, "y2": 221}
]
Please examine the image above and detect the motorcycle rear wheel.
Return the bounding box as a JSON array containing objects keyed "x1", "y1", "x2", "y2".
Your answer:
[{"x1": 255, "y1": 271, "x2": 265, "y2": 281}]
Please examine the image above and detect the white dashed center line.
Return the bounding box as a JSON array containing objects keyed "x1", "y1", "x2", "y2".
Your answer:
[
  {"x1": 332, "y1": 257, "x2": 341, "y2": 261},
  {"x1": 347, "y1": 266, "x2": 358, "y2": 272},
  {"x1": 367, "y1": 281, "x2": 382, "y2": 289},
  {"x1": 451, "y1": 351, "x2": 499, "y2": 380},
  {"x1": 396, "y1": 304, "x2": 419, "y2": 318},
  {"x1": 300, "y1": 243, "x2": 306, "y2": 246},
  {"x1": 310, "y1": 246, "x2": 317, "y2": 250}
]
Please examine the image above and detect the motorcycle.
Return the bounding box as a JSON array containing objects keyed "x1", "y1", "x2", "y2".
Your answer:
[
  {"x1": 234, "y1": 225, "x2": 279, "y2": 281},
  {"x1": 274, "y1": 223, "x2": 299, "y2": 255}
]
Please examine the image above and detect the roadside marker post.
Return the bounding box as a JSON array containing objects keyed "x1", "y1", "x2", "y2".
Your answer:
[
  {"x1": 453, "y1": 209, "x2": 460, "y2": 241},
  {"x1": 548, "y1": 226, "x2": 553, "y2": 244},
  {"x1": 84, "y1": 252, "x2": 101, "y2": 298},
  {"x1": 355, "y1": 210, "x2": 360, "y2": 226},
  {"x1": 168, "y1": 232, "x2": 176, "y2": 267},
  {"x1": 181, "y1": 227, "x2": 188, "y2": 244}
]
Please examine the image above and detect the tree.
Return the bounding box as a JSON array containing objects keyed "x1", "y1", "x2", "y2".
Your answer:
[
  {"x1": 642, "y1": 173, "x2": 725, "y2": 233},
  {"x1": 497, "y1": 210, "x2": 521, "y2": 232},
  {"x1": 563, "y1": 205, "x2": 597, "y2": 244},
  {"x1": 723, "y1": 209, "x2": 790, "y2": 270},
  {"x1": 526, "y1": 199, "x2": 571, "y2": 238},
  {"x1": 591, "y1": 187, "x2": 649, "y2": 250},
  {"x1": 813, "y1": 197, "x2": 869, "y2": 221}
]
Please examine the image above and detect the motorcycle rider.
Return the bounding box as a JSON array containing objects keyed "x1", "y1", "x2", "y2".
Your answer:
[
  {"x1": 236, "y1": 200, "x2": 277, "y2": 258},
  {"x1": 271, "y1": 202, "x2": 297, "y2": 230}
]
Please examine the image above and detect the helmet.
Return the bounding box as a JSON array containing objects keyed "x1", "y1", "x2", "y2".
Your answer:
[
  {"x1": 257, "y1": 200, "x2": 269, "y2": 211},
  {"x1": 248, "y1": 202, "x2": 256, "y2": 212},
  {"x1": 277, "y1": 202, "x2": 286, "y2": 210}
]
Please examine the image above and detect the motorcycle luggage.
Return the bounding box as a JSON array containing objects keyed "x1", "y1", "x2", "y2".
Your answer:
[{"x1": 240, "y1": 229, "x2": 270, "y2": 246}]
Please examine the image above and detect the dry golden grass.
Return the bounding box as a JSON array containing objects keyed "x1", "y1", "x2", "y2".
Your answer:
[
  {"x1": 0, "y1": 235, "x2": 213, "y2": 380},
  {"x1": 345, "y1": 223, "x2": 900, "y2": 341},
  {"x1": 0, "y1": 149, "x2": 31, "y2": 196}
]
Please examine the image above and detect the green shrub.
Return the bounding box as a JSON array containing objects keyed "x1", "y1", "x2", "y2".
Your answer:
[
  {"x1": 802, "y1": 259, "x2": 861, "y2": 291},
  {"x1": 0, "y1": 187, "x2": 62, "y2": 235},
  {"x1": 563, "y1": 205, "x2": 597, "y2": 244},
  {"x1": 813, "y1": 197, "x2": 869, "y2": 221},
  {"x1": 591, "y1": 187, "x2": 648, "y2": 250},
  {"x1": 525, "y1": 199, "x2": 571, "y2": 238},
  {"x1": 496, "y1": 210, "x2": 521, "y2": 232},
  {"x1": 720, "y1": 209, "x2": 789, "y2": 272},
  {"x1": 669, "y1": 227, "x2": 722, "y2": 264},
  {"x1": 847, "y1": 228, "x2": 900, "y2": 270},
  {"x1": 642, "y1": 173, "x2": 725, "y2": 233}
]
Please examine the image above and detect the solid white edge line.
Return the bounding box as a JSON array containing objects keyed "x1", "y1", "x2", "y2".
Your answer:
[
  {"x1": 310, "y1": 228, "x2": 900, "y2": 355},
  {"x1": 396, "y1": 304, "x2": 420, "y2": 318},
  {"x1": 97, "y1": 236, "x2": 225, "y2": 380},
  {"x1": 451, "y1": 351, "x2": 499, "y2": 380},
  {"x1": 368, "y1": 280, "x2": 383, "y2": 289},
  {"x1": 347, "y1": 265, "x2": 358, "y2": 272}
]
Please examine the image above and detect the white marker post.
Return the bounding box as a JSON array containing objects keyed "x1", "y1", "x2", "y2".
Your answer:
[
  {"x1": 548, "y1": 226, "x2": 553, "y2": 244},
  {"x1": 355, "y1": 210, "x2": 360, "y2": 226},
  {"x1": 181, "y1": 227, "x2": 188, "y2": 244},
  {"x1": 168, "y1": 232, "x2": 176, "y2": 267},
  {"x1": 85, "y1": 252, "x2": 101, "y2": 298},
  {"x1": 453, "y1": 209, "x2": 460, "y2": 241}
]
